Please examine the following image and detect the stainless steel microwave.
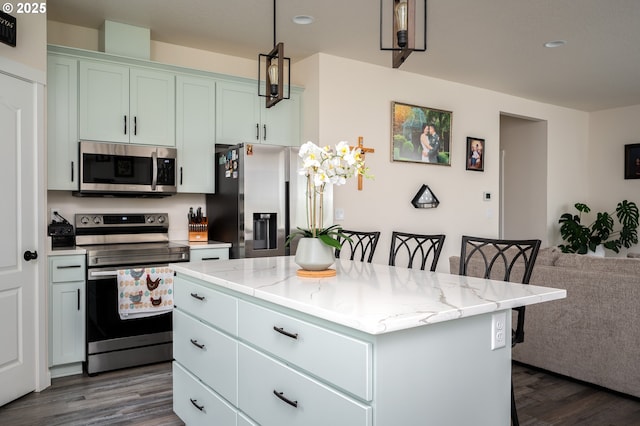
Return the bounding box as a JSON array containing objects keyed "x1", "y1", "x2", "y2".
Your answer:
[{"x1": 76, "y1": 141, "x2": 177, "y2": 197}]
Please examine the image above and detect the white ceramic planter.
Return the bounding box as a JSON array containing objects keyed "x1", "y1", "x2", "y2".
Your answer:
[{"x1": 294, "y1": 238, "x2": 335, "y2": 271}]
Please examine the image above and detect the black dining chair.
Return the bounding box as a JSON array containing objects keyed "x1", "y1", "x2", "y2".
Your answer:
[
  {"x1": 388, "y1": 232, "x2": 446, "y2": 271},
  {"x1": 458, "y1": 235, "x2": 541, "y2": 426},
  {"x1": 335, "y1": 230, "x2": 381, "y2": 263}
]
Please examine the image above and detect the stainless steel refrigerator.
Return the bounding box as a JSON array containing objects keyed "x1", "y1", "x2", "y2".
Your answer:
[{"x1": 207, "y1": 143, "x2": 333, "y2": 259}]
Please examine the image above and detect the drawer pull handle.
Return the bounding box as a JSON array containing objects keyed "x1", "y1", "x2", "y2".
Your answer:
[
  {"x1": 190, "y1": 292, "x2": 205, "y2": 301},
  {"x1": 201, "y1": 257, "x2": 220, "y2": 261},
  {"x1": 273, "y1": 326, "x2": 298, "y2": 340},
  {"x1": 273, "y1": 390, "x2": 298, "y2": 408},
  {"x1": 190, "y1": 339, "x2": 205, "y2": 350},
  {"x1": 56, "y1": 265, "x2": 82, "y2": 269},
  {"x1": 190, "y1": 398, "x2": 205, "y2": 411}
]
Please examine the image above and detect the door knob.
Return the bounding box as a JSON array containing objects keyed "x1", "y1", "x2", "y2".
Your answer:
[{"x1": 23, "y1": 250, "x2": 38, "y2": 261}]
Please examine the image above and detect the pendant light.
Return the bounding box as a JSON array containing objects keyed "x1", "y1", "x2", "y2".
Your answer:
[
  {"x1": 380, "y1": 0, "x2": 427, "y2": 68},
  {"x1": 258, "y1": 0, "x2": 291, "y2": 108}
]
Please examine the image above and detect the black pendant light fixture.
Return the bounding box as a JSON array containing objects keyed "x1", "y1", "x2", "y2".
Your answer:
[
  {"x1": 380, "y1": 0, "x2": 427, "y2": 68},
  {"x1": 258, "y1": 0, "x2": 291, "y2": 108}
]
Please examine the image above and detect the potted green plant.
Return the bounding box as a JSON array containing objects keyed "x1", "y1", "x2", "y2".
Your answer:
[{"x1": 558, "y1": 200, "x2": 639, "y2": 254}]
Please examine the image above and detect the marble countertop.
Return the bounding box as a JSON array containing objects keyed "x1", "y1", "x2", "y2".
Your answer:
[{"x1": 171, "y1": 256, "x2": 566, "y2": 335}]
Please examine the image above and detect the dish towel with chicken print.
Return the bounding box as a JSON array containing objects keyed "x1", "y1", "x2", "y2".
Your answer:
[{"x1": 117, "y1": 267, "x2": 174, "y2": 320}]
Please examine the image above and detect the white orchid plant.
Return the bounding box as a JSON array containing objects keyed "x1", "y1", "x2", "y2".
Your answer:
[{"x1": 287, "y1": 141, "x2": 371, "y2": 249}]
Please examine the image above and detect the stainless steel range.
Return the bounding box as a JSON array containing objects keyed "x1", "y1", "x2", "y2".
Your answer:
[{"x1": 75, "y1": 213, "x2": 189, "y2": 375}]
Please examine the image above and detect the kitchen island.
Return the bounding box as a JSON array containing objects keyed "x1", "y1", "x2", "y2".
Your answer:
[{"x1": 170, "y1": 256, "x2": 566, "y2": 426}]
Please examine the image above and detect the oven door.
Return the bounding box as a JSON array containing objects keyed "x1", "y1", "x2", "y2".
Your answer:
[{"x1": 86, "y1": 264, "x2": 172, "y2": 352}]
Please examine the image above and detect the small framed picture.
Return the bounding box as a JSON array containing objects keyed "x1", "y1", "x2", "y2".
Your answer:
[
  {"x1": 624, "y1": 143, "x2": 640, "y2": 179},
  {"x1": 466, "y1": 137, "x2": 485, "y2": 172},
  {"x1": 391, "y1": 101, "x2": 452, "y2": 165}
]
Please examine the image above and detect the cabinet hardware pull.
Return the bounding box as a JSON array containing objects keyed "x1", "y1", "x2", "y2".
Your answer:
[
  {"x1": 71, "y1": 161, "x2": 74, "y2": 182},
  {"x1": 56, "y1": 265, "x2": 82, "y2": 269},
  {"x1": 77, "y1": 289, "x2": 80, "y2": 311},
  {"x1": 201, "y1": 257, "x2": 220, "y2": 261},
  {"x1": 273, "y1": 326, "x2": 298, "y2": 340},
  {"x1": 190, "y1": 292, "x2": 205, "y2": 301},
  {"x1": 134, "y1": 116, "x2": 137, "y2": 135},
  {"x1": 273, "y1": 390, "x2": 298, "y2": 408},
  {"x1": 190, "y1": 339, "x2": 205, "y2": 349},
  {"x1": 190, "y1": 398, "x2": 205, "y2": 411},
  {"x1": 180, "y1": 167, "x2": 183, "y2": 185},
  {"x1": 256, "y1": 123, "x2": 259, "y2": 140},
  {"x1": 124, "y1": 115, "x2": 127, "y2": 135},
  {"x1": 263, "y1": 124, "x2": 267, "y2": 140}
]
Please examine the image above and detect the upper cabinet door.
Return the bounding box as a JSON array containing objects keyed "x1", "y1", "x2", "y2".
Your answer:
[
  {"x1": 79, "y1": 60, "x2": 129, "y2": 143},
  {"x1": 130, "y1": 68, "x2": 176, "y2": 146},
  {"x1": 47, "y1": 54, "x2": 79, "y2": 191},
  {"x1": 261, "y1": 91, "x2": 302, "y2": 146},
  {"x1": 215, "y1": 80, "x2": 261, "y2": 145},
  {"x1": 78, "y1": 61, "x2": 175, "y2": 146},
  {"x1": 176, "y1": 75, "x2": 216, "y2": 193}
]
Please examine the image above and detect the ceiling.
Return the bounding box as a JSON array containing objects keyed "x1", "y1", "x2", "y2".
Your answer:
[{"x1": 47, "y1": 0, "x2": 640, "y2": 112}]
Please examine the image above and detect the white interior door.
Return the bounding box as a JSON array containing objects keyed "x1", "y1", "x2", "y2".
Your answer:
[{"x1": 0, "y1": 72, "x2": 38, "y2": 406}]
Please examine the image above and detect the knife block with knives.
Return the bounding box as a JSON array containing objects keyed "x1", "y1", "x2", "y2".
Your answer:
[{"x1": 188, "y1": 207, "x2": 208, "y2": 242}]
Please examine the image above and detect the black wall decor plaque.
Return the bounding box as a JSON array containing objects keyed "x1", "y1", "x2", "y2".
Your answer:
[{"x1": 0, "y1": 11, "x2": 16, "y2": 47}]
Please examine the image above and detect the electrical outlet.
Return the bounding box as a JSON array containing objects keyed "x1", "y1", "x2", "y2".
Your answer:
[{"x1": 491, "y1": 311, "x2": 507, "y2": 350}]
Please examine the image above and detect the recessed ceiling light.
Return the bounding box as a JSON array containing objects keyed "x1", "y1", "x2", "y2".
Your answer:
[
  {"x1": 292, "y1": 15, "x2": 315, "y2": 25},
  {"x1": 544, "y1": 40, "x2": 567, "y2": 48}
]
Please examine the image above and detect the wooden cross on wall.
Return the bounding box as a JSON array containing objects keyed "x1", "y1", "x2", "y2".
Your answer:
[{"x1": 352, "y1": 136, "x2": 374, "y2": 191}]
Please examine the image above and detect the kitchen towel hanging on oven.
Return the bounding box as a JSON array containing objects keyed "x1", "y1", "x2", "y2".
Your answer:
[{"x1": 117, "y1": 267, "x2": 174, "y2": 320}]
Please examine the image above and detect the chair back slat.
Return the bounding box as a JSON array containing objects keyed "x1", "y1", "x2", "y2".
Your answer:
[
  {"x1": 388, "y1": 232, "x2": 446, "y2": 272},
  {"x1": 335, "y1": 230, "x2": 381, "y2": 263}
]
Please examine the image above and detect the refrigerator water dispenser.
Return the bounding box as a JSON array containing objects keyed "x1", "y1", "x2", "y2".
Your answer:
[{"x1": 253, "y1": 213, "x2": 277, "y2": 250}]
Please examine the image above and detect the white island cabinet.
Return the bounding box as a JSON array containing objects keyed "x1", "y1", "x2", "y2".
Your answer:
[{"x1": 171, "y1": 257, "x2": 565, "y2": 426}]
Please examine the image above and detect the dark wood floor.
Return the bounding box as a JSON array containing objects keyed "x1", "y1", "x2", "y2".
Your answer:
[{"x1": 0, "y1": 362, "x2": 639, "y2": 425}]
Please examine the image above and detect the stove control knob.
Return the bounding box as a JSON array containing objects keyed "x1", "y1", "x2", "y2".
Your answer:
[
  {"x1": 80, "y1": 216, "x2": 90, "y2": 225},
  {"x1": 147, "y1": 216, "x2": 155, "y2": 223},
  {"x1": 93, "y1": 216, "x2": 102, "y2": 225},
  {"x1": 157, "y1": 215, "x2": 166, "y2": 224}
]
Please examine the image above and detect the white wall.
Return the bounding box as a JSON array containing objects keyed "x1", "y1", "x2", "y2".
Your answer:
[
  {"x1": 500, "y1": 116, "x2": 547, "y2": 242},
  {"x1": 297, "y1": 53, "x2": 589, "y2": 269},
  {"x1": 0, "y1": 12, "x2": 46, "y2": 73},
  {"x1": 587, "y1": 104, "x2": 640, "y2": 256}
]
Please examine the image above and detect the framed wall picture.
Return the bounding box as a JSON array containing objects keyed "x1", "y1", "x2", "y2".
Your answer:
[
  {"x1": 624, "y1": 143, "x2": 640, "y2": 179},
  {"x1": 466, "y1": 137, "x2": 485, "y2": 172},
  {"x1": 391, "y1": 101, "x2": 452, "y2": 165}
]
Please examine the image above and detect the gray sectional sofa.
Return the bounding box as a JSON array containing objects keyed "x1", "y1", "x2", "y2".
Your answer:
[{"x1": 450, "y1": 247, "x2": 640, "y2": 398}]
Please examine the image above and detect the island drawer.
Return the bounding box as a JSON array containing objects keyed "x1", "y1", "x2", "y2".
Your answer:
[
  {"x1": 238, "y1": 344, "x2": 372, "y2": 426},
  {"x1": 174, "y1": 275, "x2": 237, "y2": 335},
  {"x1": 173, "y1": 361, "x2": 237, "y2": 426},
  {"x1": 50, "y1": 256, "x2": 85, "y2": 283},
  {"x1": 173, "y1": 309, "x2": 238, "y2": 405},
  {"x1": 189, "y1": 247, "x2": 230, "y2": 262},
  {"x1": 238, "y1": 301, "x2": 372, "y2": 401}
]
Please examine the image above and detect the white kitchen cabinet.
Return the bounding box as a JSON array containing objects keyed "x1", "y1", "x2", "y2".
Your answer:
[
  {"x1": 49, "y1": 254, "x2": 86, "y2": 378},
  {"x1": 176, "y1": 75, "x2": 216, "y2": 193},
  {"x1": 216, "y1": 80, "x2": 302, "y2": 146},
  {"x1": 189, "y1": 246, "x2": 230, "y2": 263},
  {"x1": 47, "y1": 54, "x2": 79, "y2": 191},
  {"x1": 172, "y1": 274, "x2": 371, "y2": 426},
  {"x1": 79, "y1": 60, "x2": 175, "y2": 146}
]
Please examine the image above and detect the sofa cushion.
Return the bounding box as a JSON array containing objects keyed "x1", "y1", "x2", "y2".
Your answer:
[{"x1": 554, "y1": 252, "x2": 640, "y2": 276}]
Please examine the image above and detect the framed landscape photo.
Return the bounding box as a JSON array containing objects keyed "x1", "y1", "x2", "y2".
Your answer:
[
  {"x1": 624, "y1": 143, "x2": 640, "y2": 179},
  {"x1": 466, "y1": 137, "x2": 485, "y2": 172},
  {"x1": 391, "y1": 101, "x2": 452, "y2": 165}
]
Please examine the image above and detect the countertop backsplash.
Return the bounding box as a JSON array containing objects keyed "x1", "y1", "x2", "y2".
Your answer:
[{"x1": 47, "y1": 190, "x2": 207, "y2": 241}]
